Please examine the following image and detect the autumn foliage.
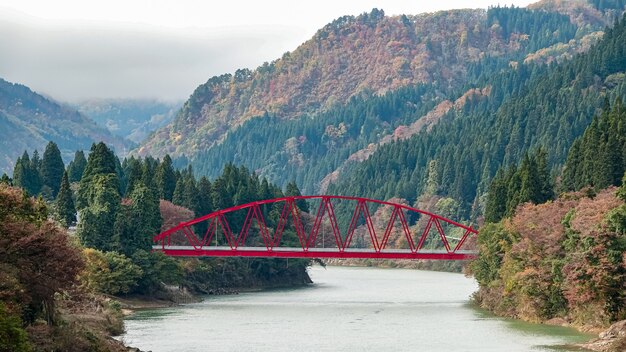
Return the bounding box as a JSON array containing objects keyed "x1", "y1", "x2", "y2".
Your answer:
[
  {"x1": 471, "y1": 188, "x2": 626, "y2": 327},
  {"x1": 0, "y1": 185, "x2": 83, "y2": 325}
]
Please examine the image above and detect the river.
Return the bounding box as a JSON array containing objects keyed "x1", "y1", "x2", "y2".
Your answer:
[{"x1": 121, "y1": 266, "x2": 591, "y2": 351}]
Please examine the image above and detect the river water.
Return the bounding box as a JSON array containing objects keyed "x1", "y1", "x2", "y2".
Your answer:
[{"x1": 121, "y1": 266, "x2": 591, "y2": 352}]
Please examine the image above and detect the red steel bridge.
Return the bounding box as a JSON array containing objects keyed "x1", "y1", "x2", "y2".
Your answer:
[{"x1": 153, "y1": 196, "x2": 478, "y2": 260}]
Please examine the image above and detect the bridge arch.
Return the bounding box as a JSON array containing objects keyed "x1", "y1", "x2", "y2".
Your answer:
[{"x1": 153, "y1": 195, "x2": 478, "y2": 260}]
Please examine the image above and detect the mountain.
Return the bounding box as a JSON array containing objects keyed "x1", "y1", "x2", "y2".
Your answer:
[
  {"x1": 138, "y1": 2, "x2": 625, "y2": 221},
  {"x1": 74, "y1": 99, "x2": 181, "y2": 144},
  {"x1": 138, "y1": 6, "x2": 584, "y2": 158},
  {"x1": 0, "y1": 78, "x2": 132, "y2": 174},
  {"x1": 327, "y1": 8, "x2": 626, "y2": 220}
]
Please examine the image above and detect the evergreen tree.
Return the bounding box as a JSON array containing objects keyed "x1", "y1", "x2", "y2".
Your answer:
[
  {"x1": 0, "y1": 173, "x2": 11, "y2": 185},
  {"x1": 77, "y1": 174, "x2": 120, "y2": 251},
  {"x1": 617, "y1": 172, "x2": 626, "y2": 202},
  {"x1": 12, "y1": 156, "x2": 26, "y2": 192},
  {"x1": 484, "y1": 169, "x2": 508, "y2": 223},
  {"x1": 285, "y1": 181, "x2": 309, "y2": 212},
  {"x1": 194, "y1": 176, "x2": 213, "y2": 236},
  {"x1": 77, "y1": 142, "x2": 119, "y2": 210},
  {"x1": 155, "y1": 155, "x2": 177, "y2": 201},
  {"x1": 76, "y1": 143, "x2": 121, "y2": 251},
  {"x1": 141, "y1": 160, "x2": 158, "y2": 197},
  {"x1": 41, "y1": 141, "x2": 65, "y2": 197},
  {"x1": 123, "y1": 157, "x2": 143, "y2": 197},
  {"x1": 196, "y1": 176, "x2": 213, "y2": 216},
  {"x1": 182, "y1": 174, "x2": 200, "y2": 212},
  {"x1": 172, "y1": 177, "x2": 185, "y2": 206},
  {"x1": 114, "y1": 183, "x2": 161, "y2": 257},
  {"x1": 30, "y1": 150, "x2": 41, "y2": 174},
  {"x1": 67, "y1": 150, "x2": 87, "y2": 183},
  {"x1": 55, "y1": 171, "x2": 76, "y2": 228},
  {"x1": 12, "y1": 151, "x2": 42, "y2": 196},
  {"x1": 561, "y1": 99, "x2": 626, "y2": 192}
]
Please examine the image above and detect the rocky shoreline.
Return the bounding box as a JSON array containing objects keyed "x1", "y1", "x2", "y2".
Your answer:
[{"x1": 575, "y1": 320, "x2": 626, "y2": 352}]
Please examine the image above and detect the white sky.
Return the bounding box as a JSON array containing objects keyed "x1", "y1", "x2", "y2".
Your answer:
[{"x1": 0, "y1": 0, "x2": 535, "y2": 102}]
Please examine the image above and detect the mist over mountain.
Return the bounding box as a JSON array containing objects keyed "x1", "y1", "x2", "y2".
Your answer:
[
  {"x1": 74, "y1": 99, "x2": 182, "y2": 144},
  {"x1": 0, "y1": 78, "x2": 132, "y2": 174}
]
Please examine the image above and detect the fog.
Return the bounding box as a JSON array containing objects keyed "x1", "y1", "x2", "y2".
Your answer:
[
  {"x1": 0, "y1": 11, "x2": 307, "y2": 102},
  {"x1": 0, "y1": 0, "x2": 534, "y2": 102}
]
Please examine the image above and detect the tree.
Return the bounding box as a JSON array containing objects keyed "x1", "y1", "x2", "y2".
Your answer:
[
  {"x1": 55, "y1": 171, "x2": 76, "y2": 228},
  {"x1": 12, "y1": 151, "x2": 41, "y2": 196},
  {"x1": 485, "y1": 169, "x2": 509, "y2": 223},
  {"x1": 195, "y1": 176, "x2": 213, "y2": 236},
  {"x1": 80, "y1": 248, "x2": 142, "y2": 295},
  {"x1": 77, "y1": 174, "x2": 120, "y2": 251},
  {"x1": 618, "y1": 172, "x2": 626, "y2": 202},
  {"x1": 77, "y1": 142, "x2": 119, "y2": 210},
  {"x1": 0, "y1": 185, "x2": 83, "y2": 325},
  {"x1": 172, "y1": 177, "x2": 185, "y2": 207},
  {"x1": 285, "y1": 181, "x2": 309, "y2": 212},
  {"x1": 114, "y1": 183, "x2": 161, "y2": 257},
  {"x1": 155, "y1": 155, "x2": 177, "y2": 201},
  {"x1": 123, "y1": 157, "x2": 142, "y2": 197},
  {"x1": 130, "y1": 250, "x2": 182, "y2": 294},
  {"x1": 67, "y1": 150, "x2": 87, "y2": 183},
  {"x1": 41, "y1": 141, "x2": 65, "y2": 198},
  {"x1": 0, "y1": 173, "x2": 10, "y2": 186},
  {"x1": 0, "y1": 302, "x2": 30, "y2": 352}
]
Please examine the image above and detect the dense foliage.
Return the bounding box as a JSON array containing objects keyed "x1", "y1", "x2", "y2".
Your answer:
[
  {"x1": 471, "y1": 188, "x2": 626, "y2": 326},
  {"x1": 484, "y1": 149, "x2": 554, "y2": 223},
  {"x1": 10, "y1": 140, "x2": 312, "y2": 299},
  {"x1": 473, "y1": 64, "x2": 626, "y2": 329},
  {"x1": 0, "y1": 185, "x2": 84, "y2": 349},
  {"x1": 328, "y1": 12, "x2": 626, "y2": 222},
  {"x1": 561, "y1": 98, "x2": 626, "y2": 192}
]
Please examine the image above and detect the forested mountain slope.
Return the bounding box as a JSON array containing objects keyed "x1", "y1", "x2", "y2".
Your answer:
[
  {"x1": 0, "y1": 78, "x2": 131, "y2": 174},
  {"x1": 180, "y1": 6, "x2": 599, "y2": 192},
  {"x1": 328, "y1": 12, "x2": 626, "y2": 220},
  {"x1": 138, "y1": 6, "x2": 585, "y2": 158}
]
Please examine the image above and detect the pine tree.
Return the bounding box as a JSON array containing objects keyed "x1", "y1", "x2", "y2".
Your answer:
[
  {"x1": 155, "y1": 155, "x2": 176, "y2": 201},
  {"x1": 123, "y1": 157, "x2": 143, "y2": 197},
  {"x1": 55, "y1": 171, "x2": 76, "y2": 228},
  {"x1": 484, "y1": 169, "x2": 508, "y2": 223},
  {"x1": 12, "y1": 156, "x2": 26, "y2": 192},
  {"x1": 0, "y1": 173, "x2": 11, "y2": 185},
  {"x1": 76, "y1": 142, "x2": 121, "y2": 251},
  {"x1": 30, "y1": 149, "x2": 42, "y2": 173},
  {"x1": 67, "y1": 150, "x2": 87, "y2": 183},
  {"x1": 534, "y1": 148, "x2": 554, "y2": 203},
  {"x1": 114, "y1": 183, "x2": 161, "y2": 257},
  {"x1": 77, "y1": 174, "x2": 120, "y2": 251},
  {"x1": 13, "y1": 151, "x2": 42, "y2": 196},
  {"x1": 182, "y1": 175, "x2": 200, "y2": 212},
  {"x1": 285, "y1": 181, "x2": 309, "y2": 212},
  {"x1": 615, "y1": 170, "x2": 626, "y2": 201},
  {"x1": 196, "y1": 176, "x2": 213, "y2": 216},
  {"x1": 172, "y1": 177, "x2": 185, "y2": 206},
  {"x1": 77, "y1": 142, "x2": 119, "y2": 210},
  {"x1": 194, "y1": 176, "x2": 213, "y2": 236},
  {"x1": 41, "y1": 141, "x2": 65, "y2": 198},
  {"x1": 141, "y1": 160, "x2": 158, "y2": 197}
]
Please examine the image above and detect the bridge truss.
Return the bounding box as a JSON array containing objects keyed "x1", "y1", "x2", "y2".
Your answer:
[{"x1": 153, "y1": 196, "x2": 478, "y2": 260}]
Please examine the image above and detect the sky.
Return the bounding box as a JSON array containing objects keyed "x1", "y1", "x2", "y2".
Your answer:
[{"x1": 0, "y1": 0, "x2": 535, "y2": 102}]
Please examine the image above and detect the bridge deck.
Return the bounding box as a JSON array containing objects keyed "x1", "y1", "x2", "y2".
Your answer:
[{"x1": 152, "y1": 246, "x2": 477, "y2": 260}]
